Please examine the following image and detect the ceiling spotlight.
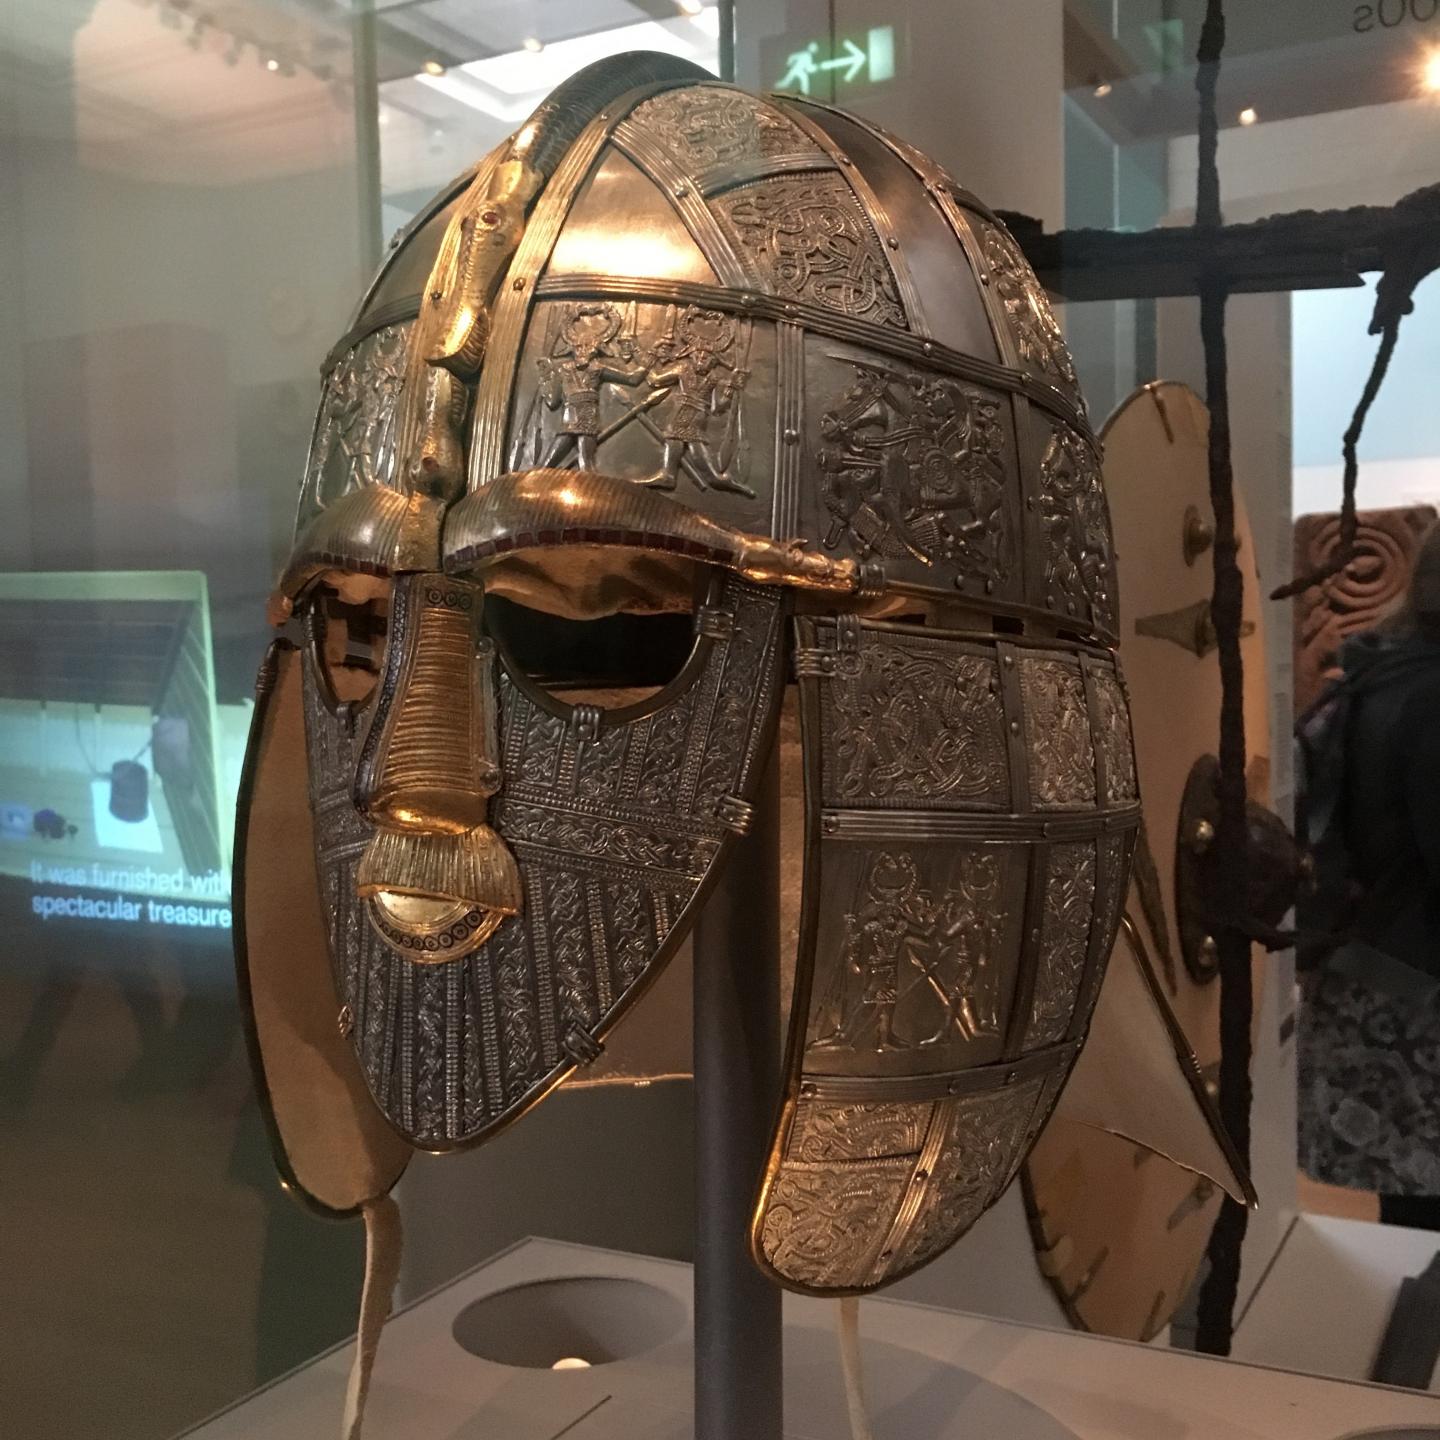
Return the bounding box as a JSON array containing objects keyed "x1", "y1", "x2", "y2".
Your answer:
[
  {"x1": 551, "y1": 1356, "x2": 592, "y2": 1371},
  {"x1": 1423, "y1": 48, "x2": 1440, "y2": 93},
  {"x1": 423, "y1": 58, "x2": 446, "y2": 77},
  {"x1": 1093, "y1": 81, "x2": 1112, "y2": 98},
  {"x1": 265, "y1": 56, "x2": 280, "y2": 72},
  {"x1": 676, "y1": 0, "x2": 705, "y2": 14},
  {"x1": 1238, "y1": 106, "x2": 1258, "y2": 126},
  {"x1": 522, "y1": 36, "x2": 544, "y2": 53}
]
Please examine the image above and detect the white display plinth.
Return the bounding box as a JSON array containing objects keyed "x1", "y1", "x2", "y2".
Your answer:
[
  {"x1": 179, "y1": 1237, "x2": 1440, "y2": 1440},
  {"x1": 1233, "y1": 1213, "x2": 1440, "y2": 1390}
]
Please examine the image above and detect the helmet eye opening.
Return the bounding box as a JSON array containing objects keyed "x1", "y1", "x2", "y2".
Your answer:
[
  {"x1": 300, "y1": 580, "x2": 391, "y2": 707},
  {"x1": 485, "y1": 562, "x2": 735, "y2": 721},
  {"x1": 485, "y1": 592, "x2": 699, "y2": 714}
]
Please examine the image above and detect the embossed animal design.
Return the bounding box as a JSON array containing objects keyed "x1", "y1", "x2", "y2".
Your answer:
[
  {"x1": 817, "y1": 360, "x2": 1007, "y2": 584},
  {"x1": 1038, "y1": 427, "x2": 1112, "y2": 626}
]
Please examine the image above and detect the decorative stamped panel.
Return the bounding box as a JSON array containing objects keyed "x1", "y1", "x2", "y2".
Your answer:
[
  {"x1": 891, "y1": 1078, "x2": 1044, "y2": 1274},
  {"x1": 506, "y1": 695, "x2": 567, "y2": 789},
  {"x1": 627, "y1": 85, "x2": 814, "y2": 171},
  {"x1": 758, "y1": 1156, "x2": 913, "y2": 1291},
  {"x1": 713, "y1": 174, "x2": 907, "y2": 328},
  {"x1": 298, "y1": 322, "x2": 408, "y2": 530},
  {"x1": 694, "y1": 584, "x2": 779, "y2": 809},
  {"x1": 1034, "y1": 423, "x2": 1117, "y2": 638},
  {"x1": 805, "y1": 846, "x2": 1019, "y2": 1072},
  {"x1": 1023, "y1": 841, "x2": 1097, "y2": 1050},
  {"x1": 812, "y1": 356, "x2": 1013, "y2": 591},
  {"x1": 787, "y1": 1098, "x2": 932, "y2": 1164},
  {"x1": 1020, "y1": 655, "x2": 1096, "y2": 810},
  {"x1": 975, "y1": 217, "x2": 1081, "y2": 404},
  {"x1": 1091, "y1": 665, "x2": 1138, "y2": 805},
  {"x1": 818, "y1": 630, "x2": 1008, "y2": 810},
  {"x1": 508, "y1": 298, "x2": 771, "y2": 528}
]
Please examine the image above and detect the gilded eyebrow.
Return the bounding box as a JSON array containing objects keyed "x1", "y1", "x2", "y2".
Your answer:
[
  {"x1": 267, "y1": 571, "x2": 391, "y2": 632},
  {"x1": 442, "y1": 468, "x2": 866, "y2": 596},
  {"x1": 278, "y1": 485, "x2": 437, "y2": 598}
]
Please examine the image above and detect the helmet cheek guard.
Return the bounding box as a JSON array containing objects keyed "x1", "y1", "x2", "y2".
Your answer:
[{"x1": 753, "y1": 615, "x2": 1135, "y2": 1291}]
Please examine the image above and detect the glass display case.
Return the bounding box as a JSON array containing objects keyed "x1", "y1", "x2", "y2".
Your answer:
[{"x1": 3, "y1": 5, "x2": 1439, "y2": 1438}]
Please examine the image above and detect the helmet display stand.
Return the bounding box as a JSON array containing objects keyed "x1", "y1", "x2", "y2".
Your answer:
[{"x1": 692, "y1": 749, "x2": 784, "y2": 1440}]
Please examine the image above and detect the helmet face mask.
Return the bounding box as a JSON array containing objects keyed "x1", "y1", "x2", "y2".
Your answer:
[
  {"x1": 293, "y1": 542, "x2": 790, "y2": 1147},
  {"x1": 242, "y1": 54, "x2": 1142, "y2": 1294}
]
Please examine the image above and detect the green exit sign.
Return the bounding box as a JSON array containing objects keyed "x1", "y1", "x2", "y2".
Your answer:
[{"x1": 771, "y1": 25, "x2": 897, "y2": 95}]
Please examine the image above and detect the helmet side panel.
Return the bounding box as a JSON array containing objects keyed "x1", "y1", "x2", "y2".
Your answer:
[{"x1": 752, "y1": 615, "x2": 1137, "y2": 1294}]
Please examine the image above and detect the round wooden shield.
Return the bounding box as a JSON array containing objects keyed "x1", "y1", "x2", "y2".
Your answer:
[{"x1": 1022, "y1": 381, "x2": 1270, "y2": 1340}]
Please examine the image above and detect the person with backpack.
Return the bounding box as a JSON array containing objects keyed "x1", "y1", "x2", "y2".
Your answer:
[{"x1": 1297, "y1": 522, "x2": 1440, "y2": 1230}]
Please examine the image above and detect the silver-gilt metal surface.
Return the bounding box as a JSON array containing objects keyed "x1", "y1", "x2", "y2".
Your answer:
[{"x1": 236, "y1": 52, "x2": 1136, "y2": 1306}]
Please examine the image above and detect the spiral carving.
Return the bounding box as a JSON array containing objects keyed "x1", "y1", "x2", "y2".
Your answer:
[{"x1": 1293, "y1": 506, "x2": 1436, "y2": 710}]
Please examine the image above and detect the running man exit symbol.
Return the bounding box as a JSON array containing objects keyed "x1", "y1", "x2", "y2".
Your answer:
[{"x1": 775, "y1": 27, "x2": 896, "y2": 94}]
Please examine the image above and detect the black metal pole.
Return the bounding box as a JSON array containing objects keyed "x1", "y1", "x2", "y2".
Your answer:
[
  {"x1": 693, "y1": 745, "x2": 783, "y2": 1440},
  {"x1": 717, "y1": 0, "x2": 736, "y2": 82},
  {"x1": 351, "y1": 0, "x2": 383, "y2": 274},
  {"x1": 1192, "y1": 0, "x2": 1253, "y2": 1359}
]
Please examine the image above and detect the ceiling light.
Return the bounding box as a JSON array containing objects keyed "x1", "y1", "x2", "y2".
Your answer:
[
  {"x1": 676, "y1": 0, "x2": 705, "y2": 14},
  {"x1": 414, "y1": 71, "x2": 532, "y2": 123},
  {"x1": 1238, "y1": 106, "x2": 1258, "y2": 126},
  {"x1": 1423, "y1": 48, "x2": 1440, "y2": 93},
  {"x1": 423, "y1": 58, "x2": 446, "y2": 77},
  {"x1": 1093, "y1": 81, "x2": 1112, "y2": 98},
  {"x1": 265, "y1": 57, "x2": 279, "y2": 72},
  {"x1": 414, "y1": 15, "x2": 716, "y2": 122},
  {"x1": 552, "y1": 1357, "x2": 591, "y2": 1370}
]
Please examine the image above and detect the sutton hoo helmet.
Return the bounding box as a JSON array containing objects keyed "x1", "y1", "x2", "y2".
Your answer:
[{"x1": 235, "y1": 51, "x2": 1245, "y2": 1421}]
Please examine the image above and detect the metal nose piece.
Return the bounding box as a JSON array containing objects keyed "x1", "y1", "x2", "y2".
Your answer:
[{"x1": 354, "y1": 573, "x2": 501, "y2": 833}]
